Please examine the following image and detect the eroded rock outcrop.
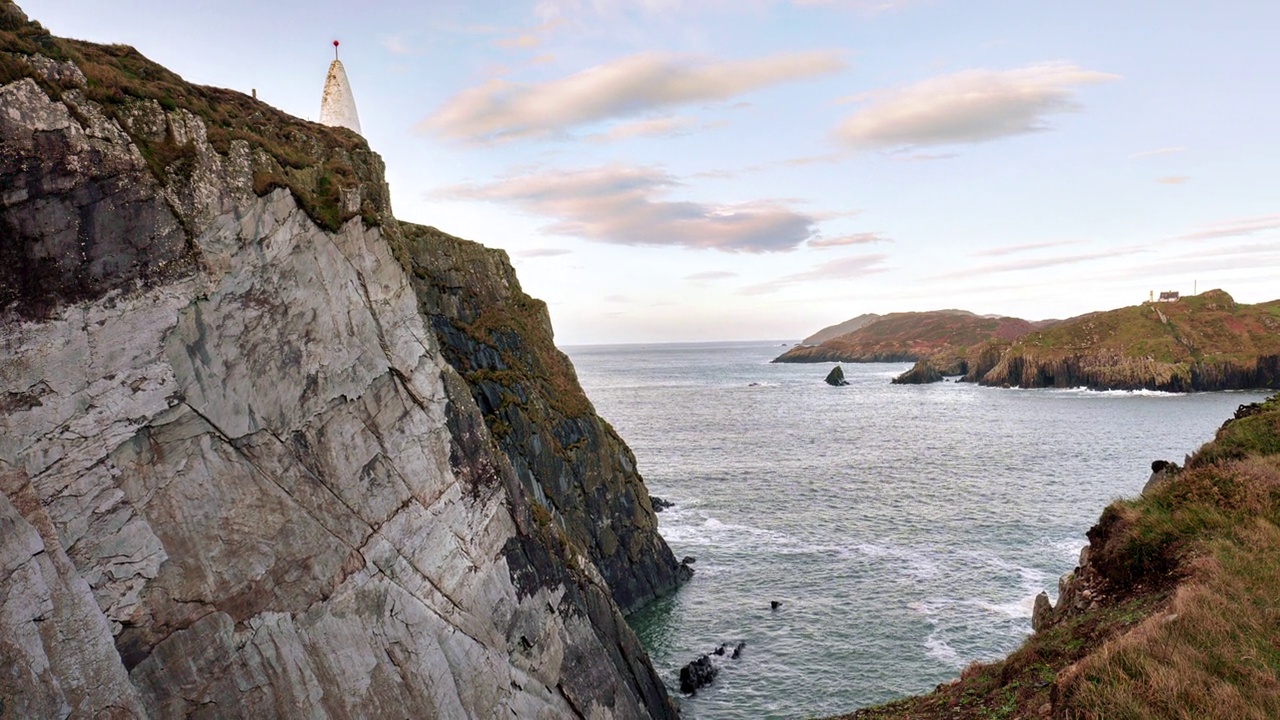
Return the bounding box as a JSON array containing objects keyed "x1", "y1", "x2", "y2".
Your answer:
[
  {"x1": 391, "y1": 223, "x2": 690, "y2": 616},
  {"x1": 0, "y1": 7, "x2": 676, "y2": 717}
]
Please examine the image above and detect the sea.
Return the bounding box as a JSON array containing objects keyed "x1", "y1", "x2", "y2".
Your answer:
[{"x1": 562, "y1": 340, "x2": 1272, "y2": 720}]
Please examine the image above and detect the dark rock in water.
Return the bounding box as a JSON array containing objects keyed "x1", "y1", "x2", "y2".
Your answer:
[
  {"x1": 713, "y1": 644, "x2": 727, "y2": 656},
  {"x1": 748, "y1": 382, "x2": 761, "y2": 387},
  {"x1": 681, "y1": 556, "x2": 697, "y2": 565},
  {"x1": 825, "y1": 365, "x2": 849, "y2": 386},
  {"x1": 679, "y1": 655, "x2": 718, "y2": 695},
  {"x1": 770, "y1": 600, "x2": 781, "y2": 611},
  {"x1": 731, "y1": 641, "x2": 746, "y2": 659},
  {"x1": 892, "y1": 359, "x2": 944, "y2": 385},
  {"x1": 651, "y1": 496, "x2": 674, "y2": 513}
]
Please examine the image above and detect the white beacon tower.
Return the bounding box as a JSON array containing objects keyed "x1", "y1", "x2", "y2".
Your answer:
[{"x1": 319, "y1": 40, "x2": 362, "y2": 135}]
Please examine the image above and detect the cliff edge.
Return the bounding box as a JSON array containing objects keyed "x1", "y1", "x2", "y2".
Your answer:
[
  {"x1": 0, "y1": 3, "x2": 676, "y2": 717},
  {"x1": 835, "y1": 393, "x2": 1280, "y2": 720}
]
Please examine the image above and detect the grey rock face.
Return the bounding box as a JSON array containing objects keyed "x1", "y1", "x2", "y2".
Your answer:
[
  {"x1": 392, "y1": 223, "x2": 689, "y2": 615},
  {"x1": 0, "y1": 45, "x2": 674, "y2": 720}
]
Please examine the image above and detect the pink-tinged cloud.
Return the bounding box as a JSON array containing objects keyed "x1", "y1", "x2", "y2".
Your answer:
[
  {"x1": 1129, "y1": 146, "x2": 1185, "y2": 160},
  {"x1": 1176, "y1": 214, "x2": 1280, "y2": 241},
  {"x1": 1157, "y1": 176, "x2": 1190, "y2": 185},
  {"x1": 589, "y1": 115, "x2": 701, "y2": 142},
  {"x1": 439, "y1": 165, "x2": 819, "y2": 252},
  {"x1": 836, "y1": 63, "x2": 1119, "y2": 149},
  {"x1": 741, "y1": 253, "x2": 890, "y2": 294},
  {"x1": 517, "y1": 248, "x2": 573, "y2": 258},
  {"x1": 929, "y1": 246, "x2": 1144, "y2": 280},
  {"x1": 808, "y1": 232, "x2": 890, "y2": 248},
  {"x1": 685, "y1": 270, "x2": 739, "y2": 280},
  {"x1": 971, "y1": 239, "x2": 1079, "y2": 257},
  {"x1": 422, "y1": 50, "x2": 846, "y2": 142}
]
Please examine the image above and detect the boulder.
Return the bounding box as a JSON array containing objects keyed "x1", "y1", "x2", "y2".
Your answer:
[
  {"x1": 1142, "y1": 459, "x2": 1181, "y2": 496},
  {"x1": 1032, "y1": 591, "x2": 1053, "y2": 632},
  {"x1": 679, "y1": 654, "x2": 718, "y2": 695},
  {"x1": 892, "y1": 359, "x2": 944, "y2": 385},
  {"x1": 825, "y1": 365, "x2": 849, "y2": 386}
]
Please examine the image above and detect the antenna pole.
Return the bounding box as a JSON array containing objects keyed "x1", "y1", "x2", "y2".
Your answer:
[{"x1": 333, "y1": 40, "x2": 340, "y2": 61}]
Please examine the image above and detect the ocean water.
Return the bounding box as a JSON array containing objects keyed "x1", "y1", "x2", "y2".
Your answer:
[{"x1": 562, "y1": 340, "x2": 1272, "y2": 720}]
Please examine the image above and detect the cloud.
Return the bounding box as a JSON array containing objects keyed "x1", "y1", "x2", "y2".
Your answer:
[
  {"x1": 1130, "y1": 146, "x2": 1185, "y2": 160},
  {"x1": 1156, "y1": 176, "x2": 1190, "y2": 185},
  {"x1": 741, "y1": 253, "x2": 890, "y2": 294},
  {"x1": 1175, "y1": 214, "x2": 1280, "y2": 242},
  {"x1": 422, "y1": 50, "x2": 846, "y2": 142},
  {"x1": 517, "y1": 247, "x2": 573, "y2": 258},
  {"x1": 971, "y1": 239, "x2": 1079, "y2": 257},
  {"x1": 496, "y1": 33, "x2": 541, "y2": 49},
  {"x1": 808, "y1": 232, "x2": 890, "y2": 248},
  {"x1": 382, "y1": 34, "x2": 415, "y2": 56},
  {"x1": 438, "y1": 165, "x2": 819, "y2": 252},
  {"x1": 835, "y1": 63, "x2": 1119, "y2": 149},
  {"x1": 589, "y1": 116, "x2": 700, "y2": 142},
  {"x1": 929, "y1": 246, "x2": 1144, "y2": 280},
  {"x1": 604, "y1": 294, "x2": 632, "y2": 302},
  {"x1": 685, "y1": 270, "x2": 739, "y2": 280}
]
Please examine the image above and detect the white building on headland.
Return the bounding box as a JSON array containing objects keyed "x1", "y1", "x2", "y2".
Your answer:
[{"x1": 320, "y1": 40, "x2": 361, "y2": 135}]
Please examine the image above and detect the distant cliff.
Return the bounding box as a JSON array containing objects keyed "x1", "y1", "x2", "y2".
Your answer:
[
  {"x1": 800, "y1": 313, "x2": 882, "y2": 346},
  {"x1": 0, "y1": 3, "x2": 677, "y2": 717},
  {"x1": 837, "y1": 393, "x2": 1280, "y2": 720},
  {"x1": 775, "y1": 310, "x2": 1037, "y2": 364},
  {"x1": 969, "y1": 291, "x2": 1280, "y2": 391}
]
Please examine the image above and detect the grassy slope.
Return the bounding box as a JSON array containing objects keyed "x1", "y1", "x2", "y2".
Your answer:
[
  {"x1": 775, "y1": 311, "x2": 1036, "y2": 363},
  {"x1": 832, "y1": 393, "x2": 1280, "y2": 720},
  {"x1": 997, "y1": 291, "x2": 1280, "y2": 370}
]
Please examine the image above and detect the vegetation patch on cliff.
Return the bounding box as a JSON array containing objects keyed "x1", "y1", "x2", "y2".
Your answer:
[
  {"x1": 834, "y1": 393, "x2": 1280, "y2": 720},
  {"x1": 1, "y1": 0, "x2": 385, "y2": 232},
  {"x1": 775, "y1": 310, "x2": 1039, "y2": 365}
]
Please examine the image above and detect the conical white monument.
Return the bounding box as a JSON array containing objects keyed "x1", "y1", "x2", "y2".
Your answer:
[{"x1": 320, "y1": 40, "x2": 362, "y2": 135}]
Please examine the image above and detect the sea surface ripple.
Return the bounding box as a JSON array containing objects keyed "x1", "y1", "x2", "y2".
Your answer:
[{"x1": 564, "y1": 340, "x2": 1270, "y2": 720}]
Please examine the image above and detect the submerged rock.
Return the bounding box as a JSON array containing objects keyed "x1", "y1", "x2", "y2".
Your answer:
[{"x1": 825, "y1": 365, "x2": 849, "y2": 386}]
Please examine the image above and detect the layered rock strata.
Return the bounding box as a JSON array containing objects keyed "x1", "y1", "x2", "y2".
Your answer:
[
  {"x1": 390, "y1": 223, "x2": 690, "y2": 615},
  {"x1": 0, "y1": 8, "x2": 676, "y2": 717}
]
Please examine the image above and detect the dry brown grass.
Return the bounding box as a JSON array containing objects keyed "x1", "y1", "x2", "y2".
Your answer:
[{"x1": 1059, "y1": 512, "x2": 1280, "y2": 719}]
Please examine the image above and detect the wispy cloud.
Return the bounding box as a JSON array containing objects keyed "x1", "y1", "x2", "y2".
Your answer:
[
  {"x1": 835, "y1": 63, "x2": 1119, "y2": 149},
  {"x1": 588, "y1": 115, "x2": 703, "y2": 142},
  {"x1": 929, "y1": 247, "x2": 1144, "y2": 280},
  {"x1": 686, "y1": 270, "x2": 739, "y2": 280},
  {"x1": 1175, "y1": 214, "x2": 1280, "y2": 242},
  {"x1": 422, "y1": 50, "x2": 846, "y2": 142},
  {"x1": 438, "y1": 165, "x2": 819, "y2": 252},
  {"x1": 808, "y1": 232, "x2": 891, "y2": 248},
  {"x1": 1156, "y1": 176, "x2": 1190, "y2": 185},
  {"x1": 971, "y1": 239, "x2": 1079, "y2": 257},
  {"x1": 1129, "y1": 146, "x2": 1185, "y2": 160},
  {"x1": 741, "y1": 253, "x2": 890, "y2": 294},
  {"x1": 517, "y1": 247, "x2": 573, "y2": 258},
  {"x1": 382, "y1": 34, "x2": 416, "y2": 56}
]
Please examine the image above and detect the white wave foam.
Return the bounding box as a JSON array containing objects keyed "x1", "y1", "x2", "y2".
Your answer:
[{"x1": 924, "y1": 629, "x2": 963, "y2": 667}]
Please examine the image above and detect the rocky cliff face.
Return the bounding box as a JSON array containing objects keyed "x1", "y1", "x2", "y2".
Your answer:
[
  {"x1": 0, "y1": 5, "x2": 676, "y2": 718},
  {"x1": 390, "y1": 224, "x2": 690, "y2": 616}
]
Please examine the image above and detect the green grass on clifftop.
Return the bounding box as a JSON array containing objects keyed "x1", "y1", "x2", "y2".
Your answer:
[{"x1": 1, "y1": 0, "x2": 385, "y2": 232}]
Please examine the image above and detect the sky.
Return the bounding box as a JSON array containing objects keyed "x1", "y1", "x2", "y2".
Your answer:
[{"x1": 20, "y1": 0, "x2": 1280, "y2": 345}]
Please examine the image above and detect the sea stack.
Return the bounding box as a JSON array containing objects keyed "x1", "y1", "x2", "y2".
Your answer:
[{"x1": 320, "y1": 40, "x2": 362, "y2": 134}]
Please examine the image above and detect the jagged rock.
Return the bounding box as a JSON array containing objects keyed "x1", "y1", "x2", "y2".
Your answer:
[
  {"x1": 771, "y1": 600, "x2": 782, "y2": 610},
  {"x1": 731, "y1": 641, "x2": 746, "y2": 659},
  {"x1": 0, "y1": 13, "x2": 676, "y2": 719},
  {"x1": 651, "y1": 496, "x2": 674, "y2": 512},
  {"x1": 1032, "y1": 591, "x2": 1053, "y2": 632},
  {"x1": 393, "y1": 223, "x2": 689, "y2": 616},
  {"x1": 1142, "y1": 459, "x2": 1181, "y2": 496},
  {"x1": 892, "y1": 359, "x2": 944, "y2": 385},
  {"x1": 679, "y1": 654, "x2": 718, "y2": 695},
  {"x1": 825, "y1": 365, "x2": 849, "y2": 386}
]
